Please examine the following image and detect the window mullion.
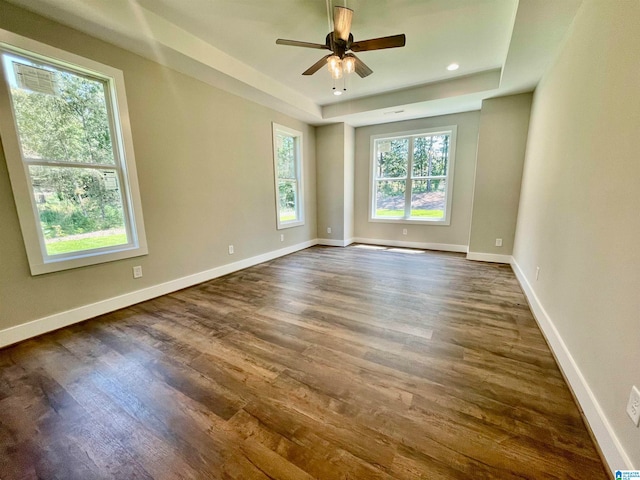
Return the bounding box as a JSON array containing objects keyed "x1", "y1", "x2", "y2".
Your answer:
[
  {"x1": 412, "y1": 175, "x2": 447, "y2": 180},
  {"x1": 404, "y1": 137, "x2": 414, "y2": 219},
  {"x1": 25, "y1": 159, "x2": 118, "y2": 170}
]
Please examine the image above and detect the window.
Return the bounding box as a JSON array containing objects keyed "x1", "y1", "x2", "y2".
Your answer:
[
  {"x1": 0, "y1": 29, "x2": 147, "y2": 275},
  {"x1": 370, "y1": 126, "x2": 457, "y2": 225},
  {"x1": 272, "y1": 123, "x2": 304, "y2": 229}
]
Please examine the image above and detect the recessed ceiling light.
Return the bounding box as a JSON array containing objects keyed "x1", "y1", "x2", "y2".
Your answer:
[
  {"x1": 447, "y1": 63, "x2": 459, "y2": 71},
  {"x1": 333, "y1": 90, "x2": 343, "y2": 96}
]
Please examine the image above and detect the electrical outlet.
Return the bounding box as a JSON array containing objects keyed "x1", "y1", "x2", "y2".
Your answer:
[
  {"x1": 536, "y1": 266, "x2": 540, "y2": 280},
  {"x1": 280, "y1": 234, "x2": 284, "y2": 242},
  {"x1": 327, "y1": 227, "x2": 332, "y2": 234},
  {"x1": 495, "y1": 238, "x2": 503, "y2": 247},
  {"x1": 627, "y1": 385, "x2": 640, "y2": 426},
  {"x1": 132, "y1": 266, "x2": 142, "y2": 278},
  {"x1": 402, "y1": 228, "x2": 407, "y2": 235},
  {"x1": 228, "y1": 245, "x2": 234, "y2": 255}
]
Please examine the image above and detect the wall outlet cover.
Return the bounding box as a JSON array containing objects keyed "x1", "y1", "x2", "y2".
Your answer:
[
  {"x1": 228, "y1": 245, "x2": 234, "y2": 255},
  {"x1": 132, "y1": 266, "x2": 142, "y2": 278}
]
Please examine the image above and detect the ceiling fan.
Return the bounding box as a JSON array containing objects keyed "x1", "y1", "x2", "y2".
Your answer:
[{"x1": 276, "y1": 6, "x2": 406, "y2": 78}]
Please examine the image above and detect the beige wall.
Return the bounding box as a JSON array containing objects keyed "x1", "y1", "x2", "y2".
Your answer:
[
  {"x1": 315, "y1": 123, "x2": 355, "y2": 243},
  {"x1": 344, "y1": 124, "x2": 355, "y2": 241},
  {"x1": 354, "y1": 112, "x2": 480, "y2": 247},
  {"x1": 0, "y1": 1, "x2": 316, "y2": 332},
  {"x1": 513, "y1": 0, "x2": 640, "y2": 468},
  {"x1": 316, "y1": 124, "x2": 346, "y2": 240},
  {"x1": 468, "y1": 93, "x2": 532, "y2": 256}
]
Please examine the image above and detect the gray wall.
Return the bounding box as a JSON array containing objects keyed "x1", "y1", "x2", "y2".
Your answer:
[
  {"x1": 343, "y1": 124, "x2": 355, "y2": 241},
  {"x1": 0, "y1": 1, "x2": 317, "y2": 331},
  {"x1": 468, "y1": 93, "x2": 532, "y2": 256},
  {"x1": 354, "y1": 112, "x2": 480, "y2": 247},
  {"x1": 513, "y1": 0, "x2": 640, "y2": 467},
  {"x1": 316, "y1": 124, "x2": 346, "y2": 241}
]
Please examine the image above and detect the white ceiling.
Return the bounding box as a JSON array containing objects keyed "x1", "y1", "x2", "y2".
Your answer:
[
  {"x1": 5, "y1": 0, "x2": 583, "y2": 127},
  {"x1": 135, "y1": 0, "x2": 515, "y2": 105}
]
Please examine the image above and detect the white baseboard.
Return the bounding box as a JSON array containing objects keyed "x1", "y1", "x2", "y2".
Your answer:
[
  {"x1": 467, "y1": 251, "x2": 512, "y2": 264},
  {"x1": 0, "y1": 239, "x2": 318, "y2": 349},
  {"x1": 316, "y1": 238, "x2": 354, "y2": 247},
  {"x1": 352, "y1": 237, "x2": 467, "y2": 253},
  {"x1": 510, "y1": 257, "x2": 633, "y2": 473}
]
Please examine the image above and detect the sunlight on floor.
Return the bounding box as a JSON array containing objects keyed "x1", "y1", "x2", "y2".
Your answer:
[
  {"x1": 353, "y1": 244, "x2": 386, "y2": 250},
  {"x1": 387, "y1": 248, "x2": 424, "y2": 254},
  {"x1": 353, "y1": 244, "x2": 424, "y2": 254}
]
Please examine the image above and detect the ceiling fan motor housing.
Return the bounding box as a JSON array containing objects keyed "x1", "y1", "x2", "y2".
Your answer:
[{"x1": 325, "y1": 33, "x2": 354, "y2": 59}]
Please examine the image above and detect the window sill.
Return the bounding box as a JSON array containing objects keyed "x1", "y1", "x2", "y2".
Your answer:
[
  {"x1": 277, "y1": 220, "x2": 305, "y2": 230},
  {"x1": 29, "y1": 244, "x2": 149, "y2": 275}
]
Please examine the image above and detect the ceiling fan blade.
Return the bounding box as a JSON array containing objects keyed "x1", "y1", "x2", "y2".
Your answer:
[
  {"x1": 276, "y1": 39, "x2": 329, "y2": 50},
  {"x1": 350, "y1": 34, "x2": 406, "y2": 52},
  {"x1": 334, "y1": 6, "x2": 353, "y2": 42},
  {"x1": 352, "y1": 54, "x2": 373, "y2": 78},
  {"x1": 302, "y1": 54, "x2": 332, "y2": 76}
]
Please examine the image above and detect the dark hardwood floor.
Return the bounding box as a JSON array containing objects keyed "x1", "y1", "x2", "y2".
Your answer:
[{"x1": 0, "y1": 245, "x2": 609, "y2": 479}]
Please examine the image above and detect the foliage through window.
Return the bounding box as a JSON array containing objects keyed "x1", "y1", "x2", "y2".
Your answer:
[
  {"x1": 272, "y1": 123, "x2": 304, "y2": 229},
  {"x1": 370, "y1": 127, "x2": 457, "y2": 224},
  {"x1": 0, "y1": 30, "x2": 147, "y2": 274}
]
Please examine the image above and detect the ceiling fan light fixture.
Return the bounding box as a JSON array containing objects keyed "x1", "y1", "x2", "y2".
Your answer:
[
  {"x1": 327, "y1": 55, "x2": 341, "y2": 72},
  {"x1": 343, "y1": 56, "x2": 356, "y2": 74},
  {"x1": 331, "y1": 64, "x2": 343, "y2": 79}
]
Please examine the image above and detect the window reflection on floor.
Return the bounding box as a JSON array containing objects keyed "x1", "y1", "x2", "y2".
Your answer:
[{"x1": 353, "y1": 244, "x2": 425, "y2": 254}]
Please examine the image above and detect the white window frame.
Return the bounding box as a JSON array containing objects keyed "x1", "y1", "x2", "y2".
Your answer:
[
  {"x1": 272, "y1": 122, "x2": 304, "y2": 229},
  {"x1": 369, "y1": 126, "x2": 457, "y2": 226},
  {"x1": 0, "y1": 29, "x2": 147, "y2": 275}
]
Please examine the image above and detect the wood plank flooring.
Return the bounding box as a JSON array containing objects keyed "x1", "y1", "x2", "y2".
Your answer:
[{"x1": 0, "y1": 245, "x2": 609, "y2": 479}]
